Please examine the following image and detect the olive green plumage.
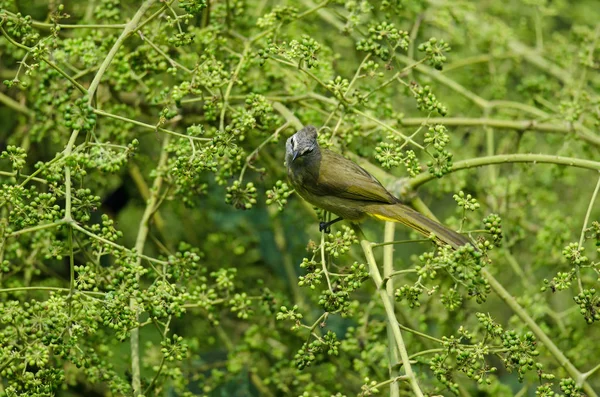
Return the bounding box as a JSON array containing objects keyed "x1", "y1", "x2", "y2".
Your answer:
[{"x1": 285, "y1": 125, "x2": 472, "y2": 250}]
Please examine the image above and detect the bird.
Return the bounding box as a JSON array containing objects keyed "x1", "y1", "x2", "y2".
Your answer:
[{"x1": 285, "y1": 125, "x2": 473, "y2": 250}]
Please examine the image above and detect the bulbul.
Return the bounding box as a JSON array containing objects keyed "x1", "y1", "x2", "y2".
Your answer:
[{"x1": 285, "y1": 125, "x2": 472, "y2": 250}]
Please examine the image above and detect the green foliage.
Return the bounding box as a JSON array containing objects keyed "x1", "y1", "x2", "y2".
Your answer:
[
  {"x1": 265, "y1": 179, "x2": 292, "y2": 210},
  {"x1": 0, "y1": 0, "x2": 599, "y2": 396}
]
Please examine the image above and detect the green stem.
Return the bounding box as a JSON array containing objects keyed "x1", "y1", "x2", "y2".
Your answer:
[
  {"x1": 19, "y1": 155, "x2": 62, "y2": 187},
  {"x1": 381, "y1": 269, "x2": 418, "y2": 286},
  {"x1": 502, "y1": 249, "x2": 531, "y2": 286},
  {"x1": 238, "y1": 122, "x2": 289, "y2": 183},
  {"x1": 483, "y1": 269, "x2": 596, "y2": 396},
  {"x1": 143, "y1": 356, "x2": 166, "y2": 394},
  {"x1": 487, "y1": 100, "x2": 548, "y2": 118},
  {"x1": 0, "y1": 25, "x2": 87, "y2": 94},
  {"x1": 360, "y1": 238, "x2": 424, "y2": 397},
  {"x1": 352, "y1": 109, "x2": 424, "y2": 149},
  {"x1": 271, "y1": 57, "x2": 336, "y2": 100},
  {"x1": 0, "y1": 170, "x2": 46, "y2": 184},
  {"x1": 301, "y1": 0, "x2": 600, "y2": 147},
  {"x1": 130, "y1": 134, "x2": 170, "y2": 396},
  {"x1": 443, "y1": 53, "x2": 517, "y2": 72},
  {"x1": 71, "y1": 223, "x2": 167, "y2": 265},
  {"x1": 409, "y1": 348, "x2": 445, "y2": 359},
  {"x1": 578, "y1": 175, "x2": 600, "y2": 248},
  {"x1": 0, "y1": 91, "x2": 33, "y2": 117},
  {"x1": 320, "y1": 227, "x2": 333, "y2": 292},
  {"x1": 398, "y1": 323, "x2": 444, "y2": 344},
  {"x1": 268, "y1": 205, "x2": 307, "y2": 311},
  {"x1": 93, "y1": 109, "x2": 209, "y2": 141},
  {"x1": 407, "y1": 14, "x2": 422, "y2": 72},
  {"x1": 272, "y1": 102, "x2": 304, "y2": 129},
  {"x1": 344, "y1": 53, "x2": 371, "y2": 97},
  {"x1": 0, "y1": 286, "x2": 104, "y2": 296},
  {"x1": 220, "y1": 43, "x2": 250, "y2": 131},
  {"x1": 3, "y1": 10, "x2": 126, "y2": 29},
  {"x1": 369, "y1": 376, "x2": 409, "y2": 393},
  {"x1": 141, "y1": 35, "x2": 193, "y2": 73},
  {"x1": 411, "y1": 199, "x2": 597, "y2": 395},
  {"x1": 400, "y1": 117, "x2": 565, "y2": 131},
  {"x1": 250, "y1": 0, "x2": 331, "y2": 43},
  {"x1": 67, "y1": 226, "x2": 75, "y2": 318},
  {"x1": 581, "y1": 361, "x2": 600, "y2": 382},
  {"x1": 364, "y1": 70, "x2": 401, "y2": 100},
  {"x1": 383, "y1": 222, "x2": 400, "y2": 397},
  {"x1": 484, "y1": 108, "x2": 498, "y2": 210},
  {"x1": 534, "y1": 11, "x2": 544, "y2": 51},
  {"x1": 63, "y1": 130, "x2": 80, "y2": 222},
  {"x1": 129, "y1": 163, "x2": 166, "y2": 234},
  {"x1": 408, "y1": 197, "x2": 438, "y2": 221},
  {"x1": 397, "y1": 117, "x2": 600, "y2": 147},
  {"x1": 306, "y1": 92, "x2": 337, "y2": 105},
  {"x1": 507, "y1": 40, "x2": 573, "y2": 85},
  {"x1": 396, "y1": 53, "x2": 489, "y2": 109},
  {"x1": 408, "y1": 154, "x2": 600, "y2": 189},
  {"x1": 136, "y1": 3, "x2": 172, "y2": 32},
  {"x1": 7, "y1": 220, "x2": 64, "y2": 237},
  {"x1": 87, "y1": 0, "x2": 158, "y2": 105}
]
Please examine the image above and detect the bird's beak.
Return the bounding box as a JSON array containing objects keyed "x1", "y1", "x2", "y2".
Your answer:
[{"x1": 292, "y1": 150, "x2": 299, "y2": 162}]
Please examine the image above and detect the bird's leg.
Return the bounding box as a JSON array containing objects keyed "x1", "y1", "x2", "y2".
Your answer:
[{"x1": 319, "y1": 217, "x2": 343, "y2": 233}]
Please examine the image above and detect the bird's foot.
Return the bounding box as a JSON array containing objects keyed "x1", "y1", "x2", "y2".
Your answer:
[
  {"x1": 319, "y1": 218, "x2": 343, "y2": 233},
  {"x1": 319, "y1": 222, "x2": 331, "y2": 233}
]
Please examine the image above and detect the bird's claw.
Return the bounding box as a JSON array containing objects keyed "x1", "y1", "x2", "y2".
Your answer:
[{"x1": 319, "y1": 222, "x2": 331, "y2": 233}]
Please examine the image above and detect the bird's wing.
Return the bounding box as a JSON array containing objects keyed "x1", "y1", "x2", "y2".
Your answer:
[{"x1": 304, "y1": 149, "x2": 397, "y2": 203}]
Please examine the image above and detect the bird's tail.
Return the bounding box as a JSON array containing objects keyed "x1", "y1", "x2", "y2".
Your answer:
[{"x1": 364, "y1": 203, "x2": 473, "y2": 250}]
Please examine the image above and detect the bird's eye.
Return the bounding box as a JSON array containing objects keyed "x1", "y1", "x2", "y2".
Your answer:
[
  {"x1": 301, "y1": 146, "x2": 314, "y2": 156},
  {"x1": 291, "y1": 136, "x2": 296, "y2": 149}
]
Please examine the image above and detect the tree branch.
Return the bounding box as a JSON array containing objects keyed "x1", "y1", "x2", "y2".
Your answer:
[
  {"x1": 408, "y1": 154, "x2": 600, "y2": 189},
  {"x1": 360, "y1": 234, "x2": 424, "y2": 397}
]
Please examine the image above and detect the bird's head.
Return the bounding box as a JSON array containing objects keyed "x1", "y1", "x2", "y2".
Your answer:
[{"x1": 286, "y1": 125, "x2": 319, "y2": 163}]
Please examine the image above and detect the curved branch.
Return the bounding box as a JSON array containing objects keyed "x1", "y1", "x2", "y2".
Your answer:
[
  {"x1": 408, "y1": 154, "x2": 600, "y2": 189},
  {"x1": 398, "y1": 117, "x2": 600, "y2": 147}
]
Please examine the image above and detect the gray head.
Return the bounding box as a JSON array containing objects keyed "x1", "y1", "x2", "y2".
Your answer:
[{"x1": 286, "y1": 125, "x2": 319, "y2": 164}]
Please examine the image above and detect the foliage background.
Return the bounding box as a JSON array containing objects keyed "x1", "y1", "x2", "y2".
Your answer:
[{"x1": 0, "y1": 0, "x2": 599, "y2": 396}]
